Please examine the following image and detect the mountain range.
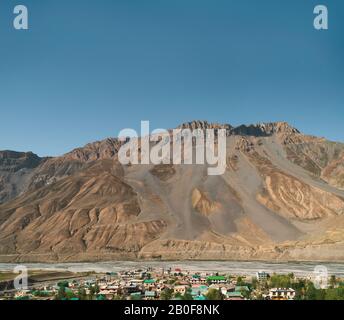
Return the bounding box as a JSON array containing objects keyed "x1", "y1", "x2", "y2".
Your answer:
[{"x1": 1, "y1": 121, "x2": 344, "y2": 263}]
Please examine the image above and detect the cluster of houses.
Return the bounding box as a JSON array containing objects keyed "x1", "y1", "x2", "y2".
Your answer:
[
  {"x1": 94, "y1": 270, "x2": 251, "y2": 300},
  {"x1": 0, "y1": 268, "x2": 297, "y2": 300}
]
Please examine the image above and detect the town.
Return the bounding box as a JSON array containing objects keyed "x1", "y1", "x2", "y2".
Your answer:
[{"x1": 1, "y1": 267, "x2": 343, "y2": 301}]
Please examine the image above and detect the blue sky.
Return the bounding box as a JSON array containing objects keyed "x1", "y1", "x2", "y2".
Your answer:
[{"x1": 0, "y1": 0, "x2": 343, "y2": 156}]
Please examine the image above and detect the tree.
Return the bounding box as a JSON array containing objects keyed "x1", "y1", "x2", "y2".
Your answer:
[
  {"x1": 269, "y1": 274, "x2": 292, "y2": 289},
  {"x1": 206, "y1": 289, "x2": 223, "y2": 300},
  {"x1": 77, "y1": 288, "x2": 87, "y2": 300},
  {"x1": 240, "y1": 287, "x2": 251, "y2": 300},
  {"x1": 251, "y1": 278, "x2": 258, "y2": 290},
  {"x1": 57, "y1": 281, "x2": 69, "y2": 288},
  {"x1": 89, "y1": 285, "x2": 97, "y2": 300},
  {"x1": 160, "y1": 288, "x2": 173, "y2": 300},
  {"x1": 293, "y1": 278, "x2": 307, "y2": 300},
  {"x1": 174, "y1": 292, "x2": 183, "y2": 300},
  {"x1": 56, "y1": 286, "x2": 66, "y2": 300},
  {"x1": 325, "y1": 286, "x2": 344, "y2": 300},
  {"x1": 66, "y1": 291, "x2": 76, "y2": 300},
  {"x1": 236, "y1": 277, "x2": 245, "y2": 286},
  {"x1": 182, "y1": 288, "x2": 193, "y2": 301},
  {"x1": 329, "y1": 275, "x2": 337, "y2": 289},
  {"x1": 305, "y1": 282, "x2": 325, "y2": 300}
]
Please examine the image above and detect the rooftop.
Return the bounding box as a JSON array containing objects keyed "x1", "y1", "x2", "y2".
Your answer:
[
  {"x1": 143, "y1": 279, "x2": 156, "y2": 284},
  {"x1": 207, "y1": 276, "x2": 226, "y2": 281}
]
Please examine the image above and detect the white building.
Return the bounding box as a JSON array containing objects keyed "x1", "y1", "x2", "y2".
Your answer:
[
  {"x1": 256, "y1": 271, "x2": 269, "y2": 282},
  {"x1": 268, "y1": 288, "x2": 296, "y2": 300}
]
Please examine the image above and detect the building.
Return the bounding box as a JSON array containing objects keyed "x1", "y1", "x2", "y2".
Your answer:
[
  {"x1": 190, "y1": 275, "x2": 207, "y2": 285},
  {"x1": 98, "y1": 289, "x2": 117, "y2": 299},
  {"x1": 143, "y1": 279, "x2": 156, "y2": 289},
  {"x1": 268, "y1": 288, "x2": 296, "y2": 300},
  {"x1": 174, "y1": 285, "x2": 187, "y2": 295},
  {"x1": 256, "y1": 271, "x2": 269, "y2": 282},
  {"x1": 144, "y1": 291, "x2": 157, "y2": 300},
  {"x1": 206, "y1": 276, "x2": 227, "y2": 284},
  {"x1": 225, "y1": 292, "x2": 244, "y2": 300}
]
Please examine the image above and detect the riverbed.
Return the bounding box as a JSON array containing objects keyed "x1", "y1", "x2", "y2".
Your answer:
[{"x1": 1, "y1": 261, "x2": 344, "y2": 277}]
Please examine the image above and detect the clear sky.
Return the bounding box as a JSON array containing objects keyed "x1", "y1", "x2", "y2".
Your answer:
[{"x1": 0, "y1": 0, "x2": 343, "y2": 156}]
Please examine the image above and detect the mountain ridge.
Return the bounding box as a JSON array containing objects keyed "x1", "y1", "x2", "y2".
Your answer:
[{"x1": 1, "y1": 120, "x2": 344, "y2": 263}]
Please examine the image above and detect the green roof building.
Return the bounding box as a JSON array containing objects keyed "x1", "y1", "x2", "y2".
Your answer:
[
  {"x1": 207, "y1": 276, "x2": 227, "y2": 283},
  {"x1": 143, "y1": 279, "x2": 156, "y2": 284}
]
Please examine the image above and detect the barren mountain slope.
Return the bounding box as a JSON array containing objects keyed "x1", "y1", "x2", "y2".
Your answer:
[{"x1": 1, "y1": 121, "x2": 344, "y2": 262}]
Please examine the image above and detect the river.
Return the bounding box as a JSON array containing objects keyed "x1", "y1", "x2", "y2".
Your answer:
[{"x1": 1, "y1": 261, "x2": 344, "y2": 277}]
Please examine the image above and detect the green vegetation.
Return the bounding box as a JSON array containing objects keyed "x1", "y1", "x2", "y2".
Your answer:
[
  {"x1": 181, "y1": 288, "x2": 193, "y2": 300},
  {"x1": 160, "y1": 288, "x2": 174, "y2": 300},
  {"x1": 88, "y1": 284, "x2": 100, "y2": 300},
  {"x1": 32, "y1": 290, "x2": 52, "y2": 297},
  {"x1": 269, "y1": 273, "x2": 293, "y2": 288},
  {"x1": 206, "y1": 288, "x2": 223, "y2": 300},
  {"x1": 77, "y1": 288, "x2": 88, "y2": 300},
  {"x1": 295, "y1": 281, "x2": 344, "y2": 300}
]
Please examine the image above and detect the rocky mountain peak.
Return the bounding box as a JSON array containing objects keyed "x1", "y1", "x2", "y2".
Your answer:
[
  {"x1": 0, "y1": 150, "x2": 42, "y2": 172},
  {"x1": 231, "y1": 122, "x2": 300, "y2": 137},
  {"x1": 178, "y1": 120, "x2": 233, "y2": 132},
  {"x1": 63, "y1": 138, "x2": 123, "y2": 162}
]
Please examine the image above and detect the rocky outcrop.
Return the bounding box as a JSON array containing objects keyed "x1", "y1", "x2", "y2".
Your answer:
[
  {"x1": 231, "y1": 122, "x2": 300, "y2": 137},
  {"x1": 191, "y1": 188, "x2": 219, "y2": 216},
  {"x1": 257, "y1": 173, "x2": 344, "y2": 220},
  {"x1": 178, "y1": 120, "x2": 232, "y2": 136},
  {"x1": 284, "y1": 139, "x2": 344, "y2": 189},
  {"x1": 150, "y1": 165, "x2": 176, "y2": 182},
  {"x1": 0, "y1": 151, "x2": 44, "y2": 204},
  {"x1": 0, "y1": 151, "x2": 42, "y2": 171}
]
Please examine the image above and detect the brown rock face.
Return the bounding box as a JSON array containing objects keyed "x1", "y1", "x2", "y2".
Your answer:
[
  {"x1": 273, "y1": 127, "x2": 344, "y2": 189},
  {"x1": 1, "y1": 121, "x2": 344, "y2": 262},
  {"x1": 178, "y1": 120, "x2": 232, "y2": 134},
  {"x1": 150, "y1": 164, "x2": 176, "y2": 182},
  {"x1": 191, "y1": 189, "x2": 219, "y2": 216},
  {"x1": 258, "y1": 173, "x2": 344, "y2": 220},
  {"x1": 0, "y1": 151, "x2": 44, "y2": 204}
]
